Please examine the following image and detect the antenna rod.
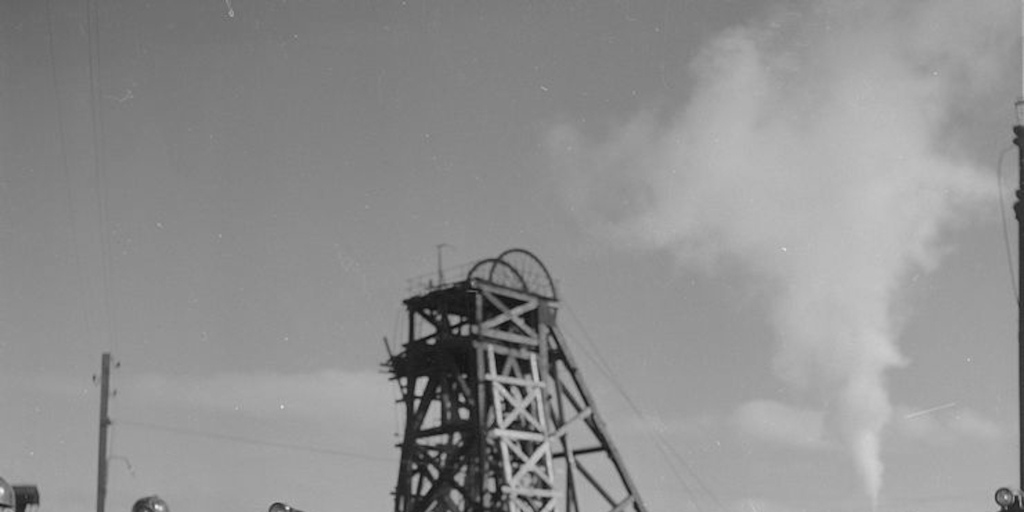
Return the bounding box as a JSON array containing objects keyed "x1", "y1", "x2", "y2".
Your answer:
[
  {"x1": 436, "y1": 244, "x2": 452, "y2": 286},
  {"x1": 96, "y1": 352, "x2": 111, "y2": 512}
]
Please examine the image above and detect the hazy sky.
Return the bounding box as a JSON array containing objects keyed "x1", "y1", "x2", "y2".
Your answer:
[{"x1": 0, "y1": 1, "x2": 1020, "y2": 511}]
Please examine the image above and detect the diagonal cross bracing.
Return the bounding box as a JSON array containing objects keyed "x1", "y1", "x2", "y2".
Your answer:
[{"x1": 388, "y1": 249, "x2": 648, "y2": 512}]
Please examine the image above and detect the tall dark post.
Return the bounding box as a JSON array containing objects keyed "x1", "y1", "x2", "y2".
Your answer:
[
  {"x1": 1014, "y1": 114, "x2": 1024, "y2": 492},
  {"x1": 96, "y1": 352, "x2": 111, "y2": 512}
]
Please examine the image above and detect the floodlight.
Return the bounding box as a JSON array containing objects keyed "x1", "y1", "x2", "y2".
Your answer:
[
  {"x1": 269, "y1": 502, "x2": 304, "y2": 512},
  {"x1": 996, "y1": 487, "x2": 1018, "y2": 510}
]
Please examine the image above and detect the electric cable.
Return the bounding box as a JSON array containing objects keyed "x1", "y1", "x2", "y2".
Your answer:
[
  {"x1": 563, "y1": 325, "x2": 718, "y2": 512},
  {"x1": 563, "y1": 302, "x2": 729, "y2": 512},
  {"x1": 389, "y1": 306, "x2": 406, "y2": 437},
  {"x1": 559, "y1": 318, "x2": 702, "y2": 511},
  {"x1": 115, "y1": 418, "x2": 393, "y2": 462},
  {"x1": 85, "y1": 0, "x2": 118, "y2": 355},
  {"x1": 997, "y1": 145, "x2": 1019, "y2": 305},
  {"x1": 391, "y1": 305, "x2": 403, "y2": 350},
  {"x1": 47, "y1": 0, "x2": 98, "y2": 346}
]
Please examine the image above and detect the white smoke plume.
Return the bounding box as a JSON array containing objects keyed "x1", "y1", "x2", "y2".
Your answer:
[{"x1": 547, "y1": 0, "x2": 1013, "y2": 504}]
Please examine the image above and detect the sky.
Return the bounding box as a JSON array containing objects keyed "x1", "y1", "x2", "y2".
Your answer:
[{"x1": 0, "y1": 0, "x2": 1021, "y2": 511}]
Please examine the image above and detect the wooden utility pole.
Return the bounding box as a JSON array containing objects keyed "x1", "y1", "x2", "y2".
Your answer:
[
  {"x1": 992, "y1": 101, "x2": 1024, "y2": 512},
  {"x1": 96, "y1": 352, "x2": 111, "y2": 512}
]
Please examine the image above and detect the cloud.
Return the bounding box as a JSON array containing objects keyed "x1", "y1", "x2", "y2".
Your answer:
[
  {"x1": 731, "y1": 400, "x2": 829, "y2": 450},
  {"x1": 547, "y1": 0, "x2": 1012, "y2": 503}
]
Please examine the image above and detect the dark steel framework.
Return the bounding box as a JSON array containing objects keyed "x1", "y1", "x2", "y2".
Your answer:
[{"x1": 387, "y1": 249, "x2": 647, "y2": 512}]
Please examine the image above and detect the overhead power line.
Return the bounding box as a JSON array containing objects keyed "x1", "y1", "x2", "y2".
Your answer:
[
  {"x1": 85, "y1": 0, "x2": 118, "y2": 356},
  {"x1": 563, "y1": 303, "x2": 729, "y2": 512},
  {"x1": 115, "y1": 418, "x2": 393, "y2": 462},
  {"x1": 997, "y1": 145, "x2": 1019, "y2": 304}
]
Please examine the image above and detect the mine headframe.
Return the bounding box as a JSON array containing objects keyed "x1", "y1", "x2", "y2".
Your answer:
[{"x1": 386, "y1": 249, "x2": 647, "y2": 512}]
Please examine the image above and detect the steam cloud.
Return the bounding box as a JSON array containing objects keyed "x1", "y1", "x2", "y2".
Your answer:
[{"x1": 547, "y1": 0, "x2": 1011, "y2": 503}]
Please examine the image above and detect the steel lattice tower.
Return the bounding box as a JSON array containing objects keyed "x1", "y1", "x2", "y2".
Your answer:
[{"x1": 387, "y1": 249, "x2": 647, "y2": 512}]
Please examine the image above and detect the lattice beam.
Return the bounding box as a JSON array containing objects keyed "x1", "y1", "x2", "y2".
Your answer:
[{"x1": 389, "y1": 249, "x2": 647, "y2": 512}]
